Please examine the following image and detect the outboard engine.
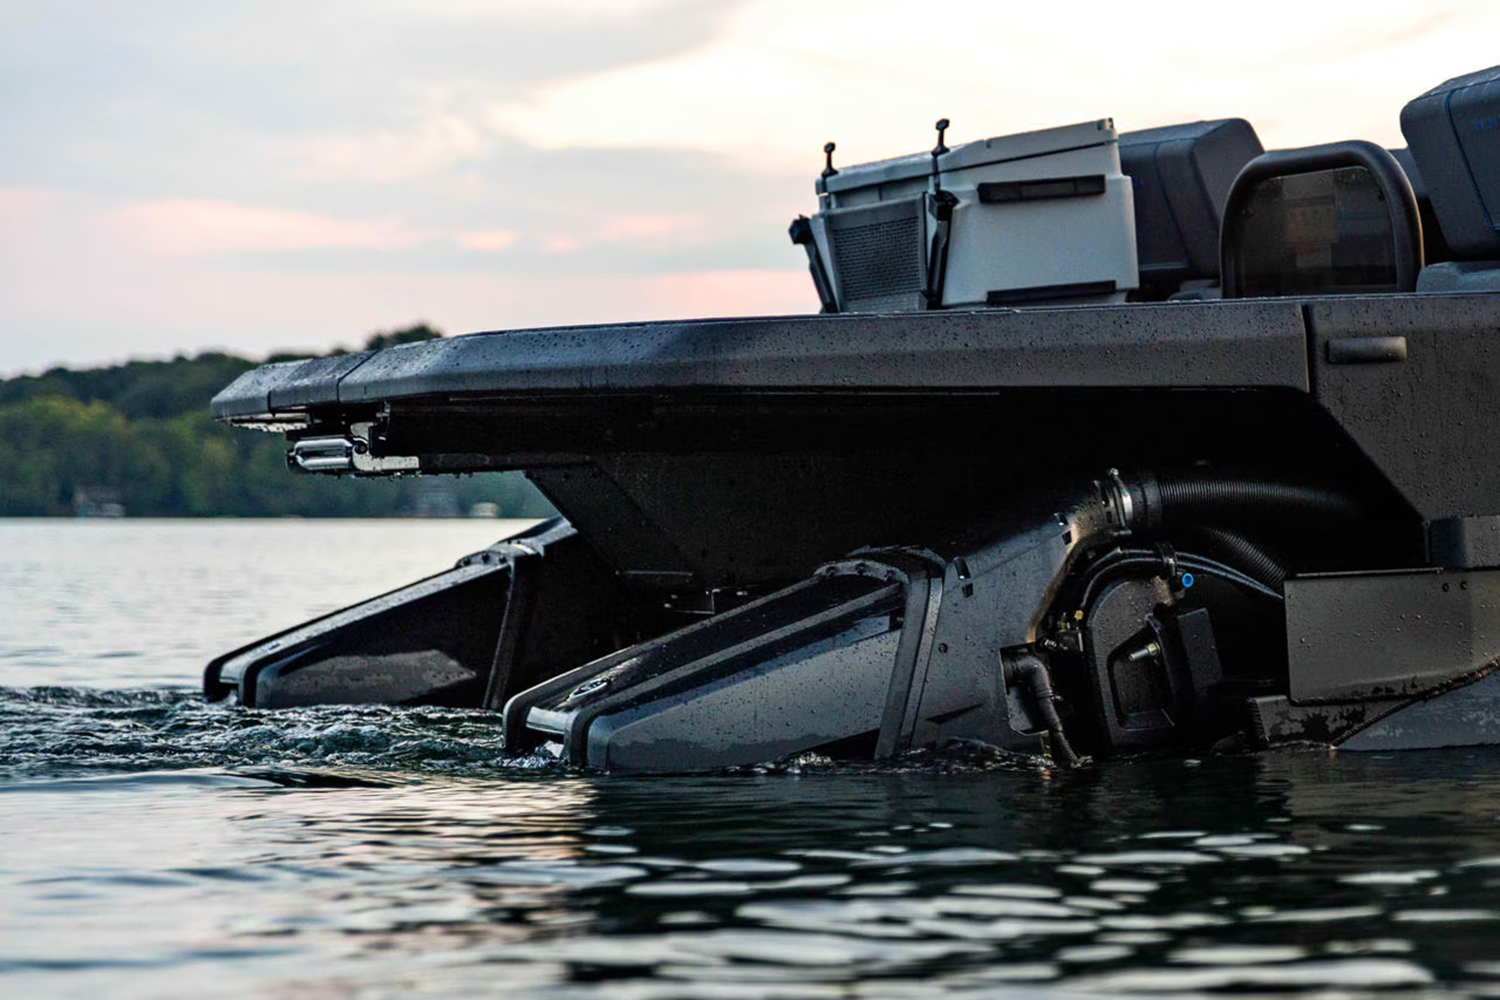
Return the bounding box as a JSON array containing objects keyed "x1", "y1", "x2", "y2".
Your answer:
[
  {"x1": 502, "y1": 474, "x2": 1306, "y2": 771},
  {"x1": 503, "y1": 487, "x2": 1118, "y2": 770}
]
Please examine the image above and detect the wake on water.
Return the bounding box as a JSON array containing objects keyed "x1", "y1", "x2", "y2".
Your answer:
[
  {"x1": 0, "y1": 686, "x2": 559, "y2": 784},
  {"x1": 0, "y1": 685, "x2": 1067, "y2": 786}
]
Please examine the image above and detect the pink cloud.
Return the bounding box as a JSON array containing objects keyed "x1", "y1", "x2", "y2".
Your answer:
[
  {"x1": 527, "y1": 213, "x2": 705, "y2": 256},
  {"x1": 455, "y1": 228, "x2": 521, "y2": 252},
  {"x1": 111, "y1": 199, "x2": 430, "y2": 257},
  {"x1": 0, "y1": 188, "x2": 66, "y2": 244},
  {"x1": 2, "y1": 263, "x2": 820, "y2": 373},
  {"x1": 541, "y1": 234, "x2": 582, "y2": 255},
  {"x1": 0, "y1": 186, "x2": 64, "y2": 216},
  {"x1": 0, "y1": 185, "x2": 817, "y2": 372},
  {"x1": 636, "y1": 268, "x2": 813, "y2": 319},
  {"x1": 595, "y1": 213, "x2": 701, "y2": 242},
  {"x1": 295, "y1": 115, "x2": 494, "y2": 184}
]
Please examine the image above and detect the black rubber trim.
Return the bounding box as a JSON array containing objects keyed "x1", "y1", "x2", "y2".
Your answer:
[
  {"x1": 986, "y1": 280, "x2": 1116, "y2": 305},
  {"x1": 1220, "y1": 141, "x2": 1423, "y2": 298},
  {"x1": 977, "y1": 174, "x2": 1106, "y2": 204}
]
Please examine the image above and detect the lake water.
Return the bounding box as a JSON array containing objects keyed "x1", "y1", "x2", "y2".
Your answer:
[{"x1": 3, "y1": 519, "x2": 1500, "y2": 999}]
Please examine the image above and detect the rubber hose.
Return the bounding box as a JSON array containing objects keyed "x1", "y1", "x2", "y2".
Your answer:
[
  {"x1": 1076, "y1": 549, "x2": 1284, "y2": 609},
  {"x1": 1003, "y1": 650, "x2": 1080, "y2": 766},
  {"x1": 1152, "y1": 474, "x2": 1361, "y2": 524},
  {"x1": 1191, "y1": 525, "x2": 1287, "y2": 589}
]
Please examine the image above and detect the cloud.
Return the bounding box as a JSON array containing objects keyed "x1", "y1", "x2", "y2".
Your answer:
[
  {"x1": 297, "y1": 115, "x2": 495, "y2": 185},
  {"x1": 484, "y1": 0, "x2": 1496, "y2": 167},
  {"x1": 0, "y1": 258, "x2": 816, "y2": 375},
  {"x1": 0, "y1": 186, "x2": 64, "y2": 229},
  {"x1": 636, "y1": 268, "x2": 810, "y2": 320},
  {"x1": 6, "y1": 0, "x2": 1500, "y2": 375},
  {"x1": 541, "y1": 236, "x2": 582, "y2": 256},
  {"x1": 0, "y1": 0, "x2": 747, "y2": 194},
  {"x1": 455, "y1": 228, "x2": 521, "y2": 252},
  {"x1": 0, "y1": 180, "x2": 817, "y2": 373},
  {"x1": 595, "y1": 213, "x2": 703, "y2": 243},
  {"x1": 111, "y1": 200, "x2": 430, "y2": 256}
]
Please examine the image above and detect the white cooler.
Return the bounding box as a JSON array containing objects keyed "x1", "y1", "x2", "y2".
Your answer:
[{"x1": 808, "y1": 120, "x2": 1138, "y2": 312}]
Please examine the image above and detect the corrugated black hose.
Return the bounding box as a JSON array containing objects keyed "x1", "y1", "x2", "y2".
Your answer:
[
  {"x1": 1115, "y1": 470, "x2": 1361, "y2": 587},
  {"x1": 1128, "y1": 471, "x2": 1363, "y2": 530},
  {"x1": 1190, "y1": 525, "x2": 1288, "y2": 590}
]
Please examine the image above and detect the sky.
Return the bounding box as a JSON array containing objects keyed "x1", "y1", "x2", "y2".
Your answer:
[{"x1": 3, "y1": 0, "x2": 1499, "y2": 375}]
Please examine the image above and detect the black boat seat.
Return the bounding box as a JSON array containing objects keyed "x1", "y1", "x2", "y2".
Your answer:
[
  {"x1": 1401, "y1": 65, "x2": 1500, "y2": 292},
  {"x1": 1219, "y1": 141, "x2": 1423, "y2": 298},
  {"x1": 1119, "y1": 119, "x2": 1262, "y2": 300}
]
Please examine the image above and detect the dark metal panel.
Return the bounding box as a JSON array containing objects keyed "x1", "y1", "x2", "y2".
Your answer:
[
  {"x1": 588, "y1": 627, "x2": 899, "y2": 772},
  {"x1": 1430, "y1": 515, "x2": 1500, "y2": 568},
  {"x1": 330, "y1": 302, "x2": 1309, "y2": 404},
  {"x1": 527, "y1": 463, "x2": 698, "y2": 585},
  {"x1": 522, "y1": 570, "x2": 904, "y2": 770},
  {"x1": 1248, "y1": 694, "x2": 1404, "y2": 746},
  {"x1": 505, "y1": 390, "x2": 1392, "y2": 591},
  {"x1": 590, "y1": 451, "x2": 1006, "y2": 587},
  {"x1": 908, "y1": 523, "x2": 1070, "y2": 753},
  {"x1": 1309, "y1": 293, "x2": 1500, "y2": 519},
  {"x1": 1340, "y1": 672, "x2": 1500, "y2": 751},
  {"x1": 1285, "y1": 567, "x2": 1500, "y2": 703},
  {"x1": 233, "y1": 561, "x2": 509, "y2": 708},
  {"x1": 211, "y1": 351, "x2": 373, "y2": 419},
  {"x1": 209, "y1": 303, "x2": 1309, "y2": 425}
]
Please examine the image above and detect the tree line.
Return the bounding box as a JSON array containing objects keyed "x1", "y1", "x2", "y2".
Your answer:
[{"x1": 0, "y1": 326, "x2": 556, "y2": 518}]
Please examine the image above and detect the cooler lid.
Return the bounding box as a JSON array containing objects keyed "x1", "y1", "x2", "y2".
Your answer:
[
  {"x1": 822, "y1": 118, "x2": 1118, "y2": 195},
  {"x1": 937, "y1": 119, "x2": 1117, "y2": 172},
  {"x1": 820, "y1": 150, "x2": 933, "y2": 193}
]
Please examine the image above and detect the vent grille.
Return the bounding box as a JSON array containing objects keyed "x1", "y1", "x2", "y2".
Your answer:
[{"x1": 828, "y1": 202, "x2": 925, "y2": 308}]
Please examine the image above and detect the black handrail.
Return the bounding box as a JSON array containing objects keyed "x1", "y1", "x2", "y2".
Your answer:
[{"x1": 1220, "y1": 140, "x2": 1424, "y2": 297}]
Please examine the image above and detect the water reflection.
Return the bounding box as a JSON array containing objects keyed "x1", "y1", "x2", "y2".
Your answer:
[
  {"x1": 164, "y1": 753, "x2": 1500, "y2": 995},
  {"x1": 6, "y1": 685, "x2": 1500, "y2": 997},
  {"x1": 12, "y1": 521, "x2": 1500, "y2": 996}
]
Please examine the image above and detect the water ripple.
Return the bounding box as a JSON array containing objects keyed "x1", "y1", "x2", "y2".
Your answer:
[
  {"x1": 4, "y1": 681, "x2": 1500, "y2": 998},
  {"x1": 0, "y1": 686, "x2": 553, "y2": 781}
]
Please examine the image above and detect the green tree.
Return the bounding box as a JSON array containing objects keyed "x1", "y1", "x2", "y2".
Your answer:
[
  {"x1": 0, "y1": 331, "x2": 555, "y2": 519},
  {"x1": 0, "y1": 397, "x2": 133, "y2": 514}
]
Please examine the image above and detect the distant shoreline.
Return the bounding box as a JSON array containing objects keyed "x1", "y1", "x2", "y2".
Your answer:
[{"x1": 0, "y1": 328, "x2": 556, "y2": 520}]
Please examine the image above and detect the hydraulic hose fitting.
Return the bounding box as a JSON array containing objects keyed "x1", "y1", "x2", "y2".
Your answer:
[{"x1": 1102, "y1": 468, "x2": 1162, "y2": 534}]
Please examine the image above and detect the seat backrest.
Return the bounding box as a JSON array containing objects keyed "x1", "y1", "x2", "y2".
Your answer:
[
  {"x1": 1219, "y1": 142, "x2": 1424, "y2": 298},
  {"x1": 1401, "y1": 66, "x2": 1500, "y2": 260},
  {"x1": 1119, "y1": 119, "x2": 1263, "y2": 298},
  {"x1": 1401, "y1": 65, "x2": 1500, "y2": 293}
]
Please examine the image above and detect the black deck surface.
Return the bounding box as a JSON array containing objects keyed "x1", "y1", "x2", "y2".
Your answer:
[{"x1": 212, "y1": 300, "x2": 1313, "y2": 421}]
